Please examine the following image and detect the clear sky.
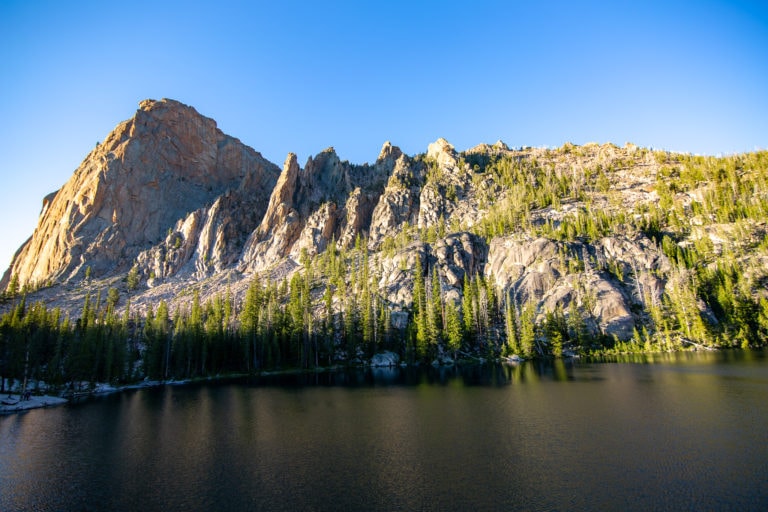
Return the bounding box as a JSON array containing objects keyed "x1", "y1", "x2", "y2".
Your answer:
[{"x1": 1, "y1": 0, "x2": 766, "y2": 272}]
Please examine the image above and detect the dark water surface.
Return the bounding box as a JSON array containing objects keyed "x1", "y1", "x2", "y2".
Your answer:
[{"x1": 2, "y1": 350, "x2": 768, "y2": 511}]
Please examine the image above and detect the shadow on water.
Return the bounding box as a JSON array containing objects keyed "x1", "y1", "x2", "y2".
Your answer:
[
  {"x1": 236, "y1": 348, "x2": 767, "y2": 389},
  {"x1": 226, "y1": 357, "x2": 595, "y2": 390},
  {"x1": 62, "y1": 349, "x2": 766, "y2": 409}
]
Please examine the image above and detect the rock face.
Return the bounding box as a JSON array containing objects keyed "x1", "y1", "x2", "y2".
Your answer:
[
  {"x1": 368, "y1": 153, "x2": 423, "y2": 247},
  {"x1": 485, "y1": 235, "x2": 669, "y2": 339},
  {"x1": 240, "y1": 144, "x2": 397, "y2": 272},
  {"x1": 4, "y1": 99, "x2": 279, "y2": 286}
]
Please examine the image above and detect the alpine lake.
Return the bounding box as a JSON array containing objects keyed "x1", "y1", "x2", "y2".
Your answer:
[{"x1": 2, "y1": 349, "x2": 767, "y2": 511}]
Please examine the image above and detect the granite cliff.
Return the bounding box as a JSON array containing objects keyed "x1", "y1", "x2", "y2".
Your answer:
[{"x1": 3, "y1": 99, "x2": 279, "y2": 287}]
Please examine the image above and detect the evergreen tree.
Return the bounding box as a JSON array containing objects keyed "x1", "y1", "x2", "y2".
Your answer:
[
  {"x1": 445, "y1": 300, "x2": 462, "y2": 360},
  {"x1": 289, "y1": 272, "x2": 305, "y2": 365},
  {"x1": 322, "y1": 284, "x2": 334, "y2": 365},
  {"x1": 155, "y1": 300, "x2": 171, "y2": 378},
  {"x1": 240, "y1": 279, "x2": 262, "y2": 371},
  {"x1": 566, "y1": 301, "x2": 588, "y2": 350},
  {"x1": 413, "y1": 256, "x2": 428, "y2": 358},
  {"x1": 518, "y1": 301, "x2": 536, "y2": 358},
  {"x1": 6, "y1": 274, "x2": 19, "y2": 298},
  {"x1": 127, "y1": 266, "x2": 140, "y2": 291},
  {"x1": 143, "y1": 304, "x2": 161, "y2": 379},
  {"x1": 428, "y1": 266, "x2": 443, "y2": 348},
  {"x1": 462, "y1": 274, "x2": 475, "y2": 341},
  {"x1": 503, "y1": 299, "x2": 520, "y2": 356},
  {"x1": 544, "y1": 308, "x2": 565, "y2": 357},
  {"x1": 190, "y1": 290, "x2": 204, "y2": 375}
]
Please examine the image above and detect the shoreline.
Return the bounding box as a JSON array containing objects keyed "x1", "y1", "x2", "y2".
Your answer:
[
  {"x1": 0, "y1": 394, "x2": 68, "y2": 414},
  {"x1": 2, "y1": 346, "x2": 755, "y2": 415}
]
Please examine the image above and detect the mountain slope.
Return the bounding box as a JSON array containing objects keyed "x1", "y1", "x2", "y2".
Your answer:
[
  {"x1": 3, "y1": 100, "x2": 768, "y2": 375},
  {"x1": 1, "y1": 99, "x2": 280, "y2": 288}
]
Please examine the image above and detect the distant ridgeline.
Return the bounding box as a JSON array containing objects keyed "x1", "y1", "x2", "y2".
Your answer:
[{"x1": 2, "y1": 99, "x2": 768, "y2": 389}]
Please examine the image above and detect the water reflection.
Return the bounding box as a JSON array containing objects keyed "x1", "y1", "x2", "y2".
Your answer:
[
  {"x1": 2, "y1": 349, "x2": 767, "y2": 512},
  {"x1": 244, "y1": 357, "x2": 593, "y2": 389}
]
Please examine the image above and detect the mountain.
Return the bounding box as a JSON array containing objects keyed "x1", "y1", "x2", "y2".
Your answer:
[
  {"x1": 2, "y1": 99, "x2": 768, "y2": 377},
  {"x1": 2, "y1": 99, "x2": 280, "y2": 287}
]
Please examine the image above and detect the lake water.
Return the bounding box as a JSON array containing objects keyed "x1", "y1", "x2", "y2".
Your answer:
[{"x1": 2, "y1": 350, "x2": 767, "y2": 511}]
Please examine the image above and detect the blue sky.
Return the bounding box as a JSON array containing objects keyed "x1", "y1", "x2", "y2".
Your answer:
[{"x1": 1, "y1": 0, "x2": 766, "y2": 272}]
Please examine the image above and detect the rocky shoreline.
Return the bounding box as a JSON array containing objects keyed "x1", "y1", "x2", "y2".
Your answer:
[{"x1": 0, "y1": 393, "x2": 68, "y2": 414}]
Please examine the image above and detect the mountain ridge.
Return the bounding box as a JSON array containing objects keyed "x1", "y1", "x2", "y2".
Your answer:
[{"x1": 3, "y1": 99, "x2": 768, "y2": 374}]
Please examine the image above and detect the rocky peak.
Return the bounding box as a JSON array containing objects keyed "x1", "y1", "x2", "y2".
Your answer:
[
  {"x1": 377, "y1": 141, "x2": 402, "y2": 163},
  {"x1": 3, "y1": 98, "x2": 279, "y2": 288},
  {"x1": 258, "y1": 153, "x2": 300, "y2": 236},
  {"x1": 428, "y1": 137, "x2": 455, "y2": 154},
  {"x1": 303, "y1": 149, "x2": 345, "y2": 204},
  {"x1": 427, "y1": 138, "x2": 457, "y2": 167},
  {"x1": 138, "y1": 98, "x2": 158, "y2": 110},
  {"x1": 238, "y1": 141, "x2": 404, "y2": 271},
  {"x1": 304, "y1": 147, "x2": 340, "y2": 171}
]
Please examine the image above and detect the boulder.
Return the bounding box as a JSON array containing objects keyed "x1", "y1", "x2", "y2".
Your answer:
[{"x1": 371, "y1": 351, "x2": 399, "y2": 367}]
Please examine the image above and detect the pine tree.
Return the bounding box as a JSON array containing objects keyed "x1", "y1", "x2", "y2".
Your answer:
[
  {"x1": 224, "y1": 286, "x2": 233, "y2": 329},
  {"x1": 172, "y1": 307, "x2": 189, "y2": 378},
  {"x1": 566, "y1": 301, "x2": 588, "y2": 350},
  {"x1": 413, "y1": 256, "x2": 428, "y2": 358},
  {"x1": 205, "y1": 295, "x2": 225, "y2": 373},
  {"x1": 143, "y1": 303, "x2": 160, "y2": 379},
  {"x1": 428, "y1": 266, "x2": 443, "y2": 348},
  {"x1": 301, "y1": 270, "x2": 313, "y2": 367},
  {"x1": 289, "y1": 273, "x2": 304, "y2": 365},
  {"x1": 445, "y1": 300, "x2": 462, "y2": 360},
  {"x1": 667, "y1": 264, "x2": 708, "y2": 345},
  {"x1": 106, "y1": 288, "x2": 120, "y2": 315},
  {"x1": 6, "y1": 274, "x2": 19, "y2": 298},
  {"x1": 322, "y1": 284, "x2": 334, "y2": 365},
  {"x1": 127, "y1": 265, "x2": 140, "y2": 291},
  {"x1": 240, "y1": 279, "x2": 262, "y2": 371},
  {"x1": 361, "y1": 281, "x2": 373, "y2": 354},
  {"x1": 503, "y1": 300, "x2": 520, "y2": 356},
  {"x1": 544, "y1": 308, "x2": 564, "y2": 357},
  {"x1": 518, "y1": 301, "x2": 536, "y2": 358},
  {"x1": 190, "y1": 290, "x2": 204, "y2": 375},
  {"x1": 155, "y1": 300, "x2": 170, "y2": 378},
  {"x1": 474, "y1": 277, "x2": 488, "y2": 338},
  {"x1": 462, "y1": 274, "x2": 475, "y2": 342}
]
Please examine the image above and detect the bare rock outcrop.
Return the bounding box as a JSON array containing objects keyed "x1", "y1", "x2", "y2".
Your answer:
[
  {"x1": 4, "y1": 98, "x2": 279, "y2": 287},
  {"x1": 368, "y1": 154, "x2": 422, "y2": 247},
  {"x1": 432, "y1": 232, "x2": 487, "y2": 289},
  {"x1": 239, "y1": 154, "x2": 303, "y2": 271},
  {"x1": 486, "y1": 234, "x2": 670, "y2": 340},
  {"x1": 290, "y1": 202, "x2": 339, "y2": 259},
  {"x1": 240, "y1": 143, "x2": 399, "y2": 272},
  {"x1": 427, "y1": 137, "x2": 457, "y2": 168},
  {"x1": 378, "y1": 233, "x2": 487, "y2": 309},
  {"x1": 378, "y1": 242, "x2": 429, "y2": 308},
  {"x1": 135, "y1": 174, "x2": 278, "y2": 283}
]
